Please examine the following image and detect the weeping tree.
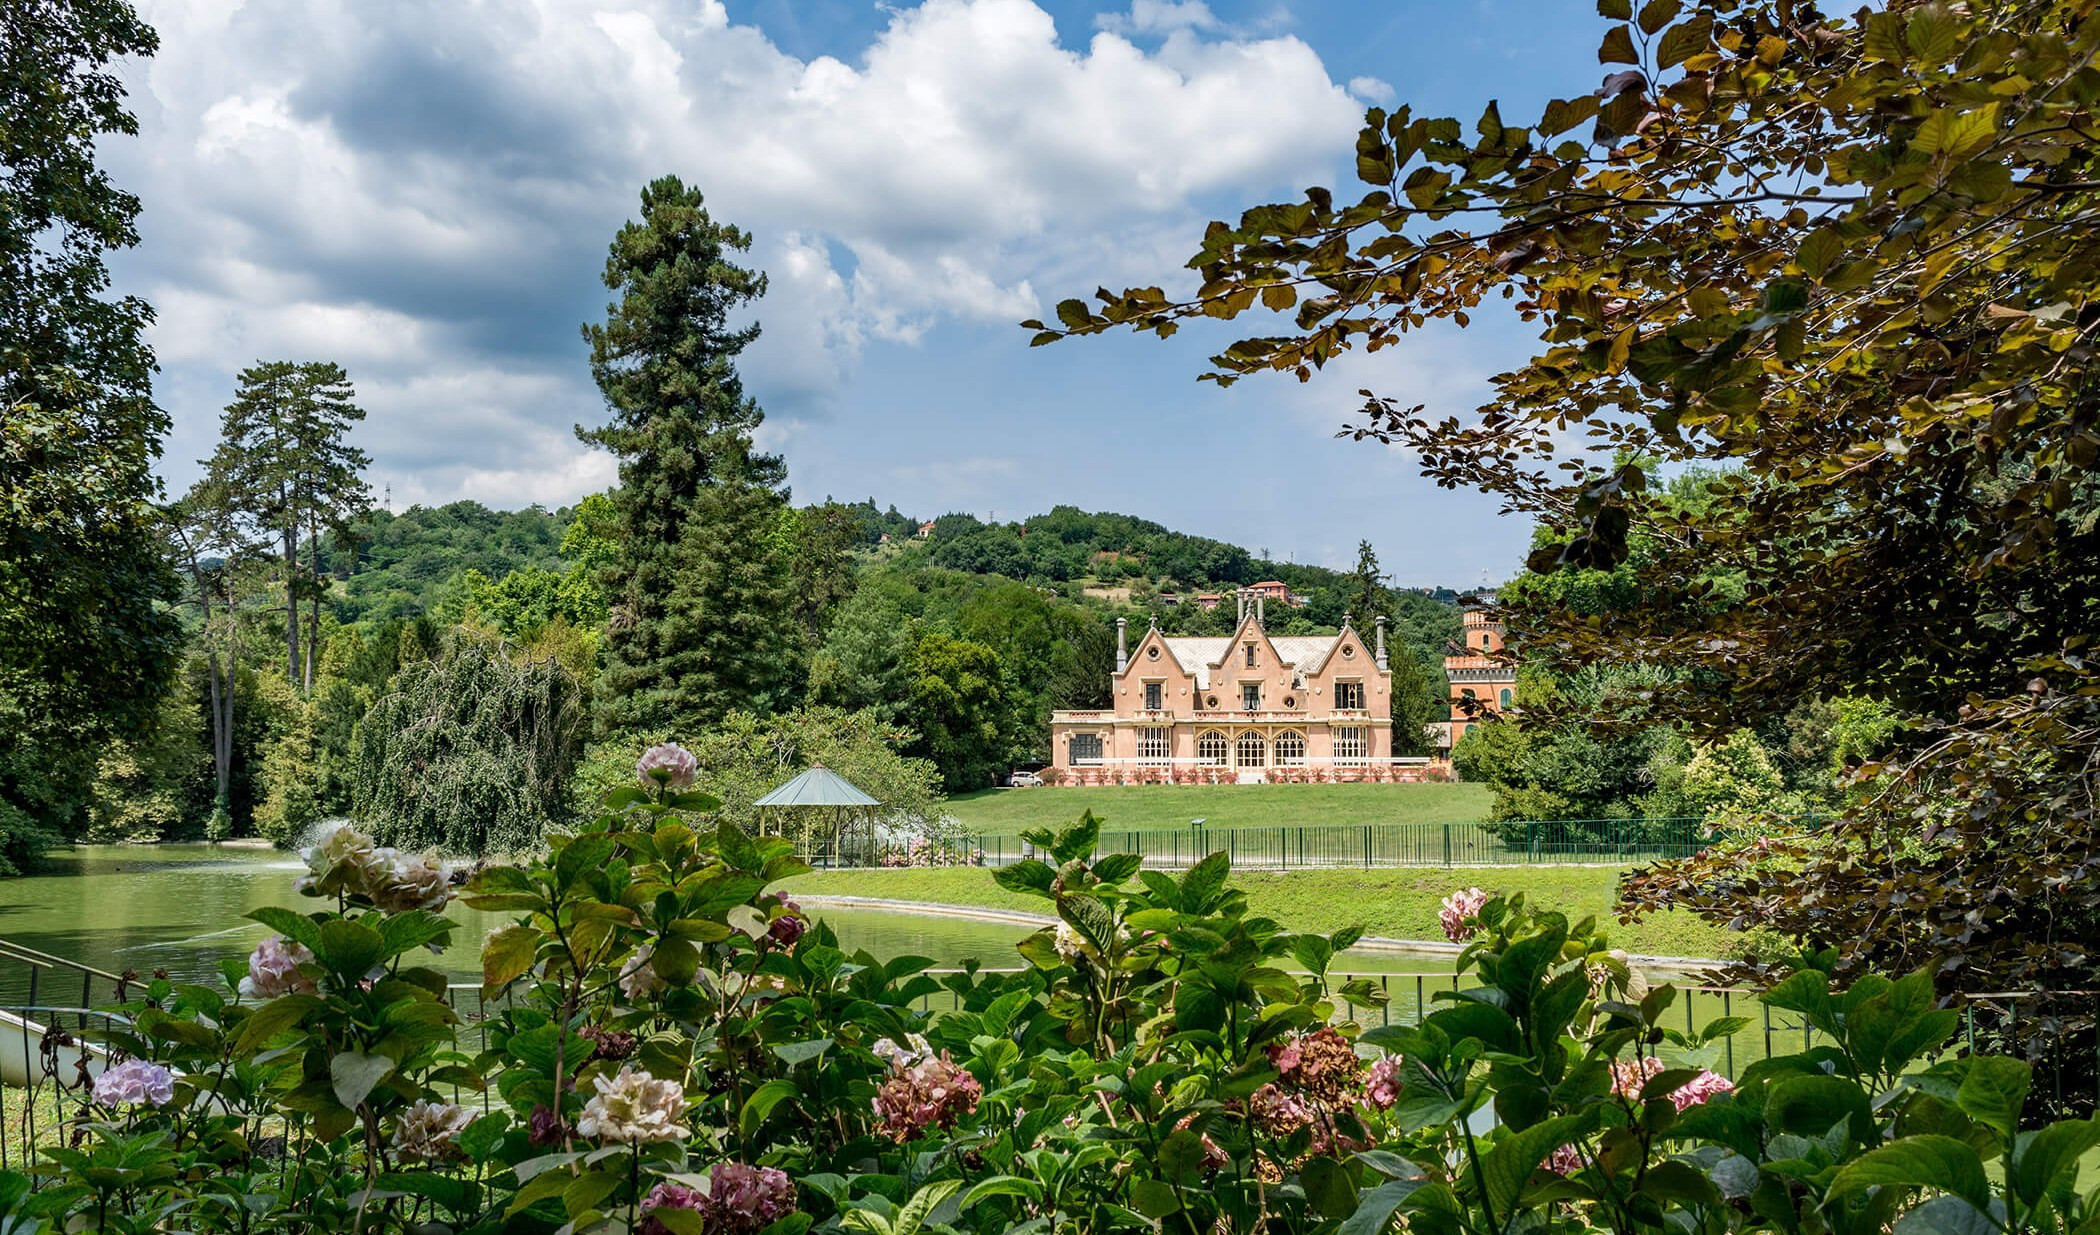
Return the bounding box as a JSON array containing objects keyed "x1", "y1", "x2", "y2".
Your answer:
[{"x1": 350, "y1": 632, "x2": 586, "y2": 856}]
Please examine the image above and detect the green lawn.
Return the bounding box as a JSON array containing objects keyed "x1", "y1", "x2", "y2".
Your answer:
[
  {"x1": 944, "y1": 782, "x2": 1494, "y2": 836},
  {"x1": 781, "y1": 862, "x2": 1739, "y2": 961}
]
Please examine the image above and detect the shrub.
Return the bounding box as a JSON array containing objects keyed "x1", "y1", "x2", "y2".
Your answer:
[{"x1": 7, "y1": 761, "x2": 2094, "y2": 1235}]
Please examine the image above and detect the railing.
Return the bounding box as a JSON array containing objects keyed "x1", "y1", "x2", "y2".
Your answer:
[
  {"x1": 962, "y1": 818, "x2": 1718, "y2": 870},
  {"x1": 5, "y1": 936, "x2": 2095, "y2": 1175}
]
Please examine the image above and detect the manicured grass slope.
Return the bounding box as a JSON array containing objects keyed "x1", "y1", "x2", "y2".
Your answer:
[
  {"x1": 781, "y1": 863, "x2": 1738, "y2": 961},
  {"x1": 944, "y1": 782, "x2": 1494, "y2": 836}
]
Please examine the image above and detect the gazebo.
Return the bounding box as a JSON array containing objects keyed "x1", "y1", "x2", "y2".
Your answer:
[{"x1": 753, "y1": 764, "x2": 881, "y2": 868}]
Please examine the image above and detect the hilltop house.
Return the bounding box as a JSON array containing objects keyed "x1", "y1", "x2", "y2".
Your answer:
[{"x1": 1047, "y1": 590, "x2": 1442, "y2": 784}]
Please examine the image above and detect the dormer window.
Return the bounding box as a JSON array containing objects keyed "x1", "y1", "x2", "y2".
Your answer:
[
  {"x1": 1143, "y1": 682, "x2": 1162, "y2": 711},
  {"x1": 1241, "y1": 682, "x2": 1262, "y2": 711}
]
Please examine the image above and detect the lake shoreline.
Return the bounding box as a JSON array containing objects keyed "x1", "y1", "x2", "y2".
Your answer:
[{"x1": 792, "y1": 893, "x2": 1725, "y2": 974}]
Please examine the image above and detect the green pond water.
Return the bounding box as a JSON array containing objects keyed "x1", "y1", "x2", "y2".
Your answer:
[{"x1": 0, "y1": 845, "x2": 1458, "y2": 1010}]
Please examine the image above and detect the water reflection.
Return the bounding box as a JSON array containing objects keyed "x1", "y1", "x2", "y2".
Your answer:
[{"x1": 0, "y1": 845, "x2": 1454, "y2": 1009}]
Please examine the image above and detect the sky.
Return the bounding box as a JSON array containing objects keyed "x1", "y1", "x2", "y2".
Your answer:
[{"x1": 109, "y1": 0, "x2": 1610, "y2": 587}]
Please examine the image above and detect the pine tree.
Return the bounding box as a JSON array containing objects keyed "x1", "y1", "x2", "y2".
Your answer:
[
  {"x1": 1347, "y1": 540, "x2": 1386, "y2": 624},
  {"x1": 204, "y1": 361, "x2": 371, "y2": 691},
  {"x1": 580, "y1": 176, "x2": 797, "y2": 734}
]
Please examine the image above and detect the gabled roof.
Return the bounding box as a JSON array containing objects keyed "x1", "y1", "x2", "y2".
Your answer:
[
  {"x1": 753, "y1": 765, "x2": 881, "y2": 808},
  {"x1": 1155, "y1": 634, "x2": 1343, "y2": 690}
]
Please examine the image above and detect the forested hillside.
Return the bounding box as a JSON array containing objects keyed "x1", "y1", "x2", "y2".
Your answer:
[{"x1": 0, "y1": 165, "x2": 1462, "y2": 870}]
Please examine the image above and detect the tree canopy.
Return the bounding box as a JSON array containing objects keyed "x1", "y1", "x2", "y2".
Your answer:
[
  {"x1": 1037, "y1": 0, "x2": 2100, "y2": 1017},
  {"x1": 0, "y1": 0, "x2": 179, "y2": 872},
  {"x1": 581, "y1": 176, "x2": 799, "y2": 735}
]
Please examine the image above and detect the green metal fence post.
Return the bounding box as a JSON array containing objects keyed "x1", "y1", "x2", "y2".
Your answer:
[{"x1": 1443, "y1": 823, "x2": 1452, "y2": 867}]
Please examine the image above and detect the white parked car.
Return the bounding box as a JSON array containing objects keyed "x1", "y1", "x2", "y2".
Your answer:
[{"x1": 1008, "y1": 770, "x2": 1044, "y2": 787}]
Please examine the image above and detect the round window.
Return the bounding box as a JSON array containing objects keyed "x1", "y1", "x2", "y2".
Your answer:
[
  {"x1": 1205, "y1": 696, "x2": 1218, "y2": 708},
  {"x1": 1147, "y1": 645, "x2": 1160, "y2": 659},
  {"x1": 1341, "y1": 644, "x2": 1355, "y2": 657},
  {"x1": 1283, "y1": 696, "x2": 1296, "y2": 708}
]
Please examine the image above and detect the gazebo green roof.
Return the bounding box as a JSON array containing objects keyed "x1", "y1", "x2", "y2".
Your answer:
[{"x1": 753, "y1": 764, "x2": 880, "y2": 808}]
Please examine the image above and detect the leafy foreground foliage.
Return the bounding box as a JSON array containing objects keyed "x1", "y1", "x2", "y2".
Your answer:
[{"x1": 7, "y1": 776, "x2": 2099, "y2": 1235}]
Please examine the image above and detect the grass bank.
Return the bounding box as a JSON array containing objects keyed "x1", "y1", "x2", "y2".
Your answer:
[
  {"x1": 944, "y1": 782, "x2": 1494, "y2": 836},
  {"x1": 781, "y1": 863, "x2": 1739, "y2": 961}
]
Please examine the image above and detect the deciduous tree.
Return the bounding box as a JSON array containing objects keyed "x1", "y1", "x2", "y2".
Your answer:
[
  {"x1": 0, "y1": 0, "x2": 179, "y2": 870},
  {"x1": 1036, "y1": 0, "x2": 2100, "y2": 1074}
]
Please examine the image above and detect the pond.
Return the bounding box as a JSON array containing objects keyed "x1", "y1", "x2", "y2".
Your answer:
[{"x1": 0, "y1": 845, "x2": 1461, "y2": 1009}]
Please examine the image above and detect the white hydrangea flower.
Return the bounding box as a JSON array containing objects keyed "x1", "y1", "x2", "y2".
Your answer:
[{"x1": 576, "y1": 1066, "x2": 689, "y2": 1144}]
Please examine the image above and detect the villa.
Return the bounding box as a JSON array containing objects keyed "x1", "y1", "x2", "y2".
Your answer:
[
  {"x1": 1443, "y1": 603, "x2": 1515, "y2": 749},
  {"x1": 1047, "y1": 589, "x2": 1441, "y2": 784}
]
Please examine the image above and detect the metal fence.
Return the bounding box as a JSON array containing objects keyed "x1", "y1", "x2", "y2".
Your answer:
[
  {"x1": 5, "y1": 934, "x2": 2095, "y2": 1177},
  {"x1": 969, "y1": 817, "x2": 1718, "y2": 870}
]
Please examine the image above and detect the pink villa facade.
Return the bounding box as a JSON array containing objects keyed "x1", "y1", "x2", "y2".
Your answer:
[{"x1": 1048, "y1": 592, "x2": 1446, "y2": 785}]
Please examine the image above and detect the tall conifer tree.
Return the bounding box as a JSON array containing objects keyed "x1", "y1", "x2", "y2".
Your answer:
[{"x1": 580, "y1": 176, "x2": 796, "y2": 734}]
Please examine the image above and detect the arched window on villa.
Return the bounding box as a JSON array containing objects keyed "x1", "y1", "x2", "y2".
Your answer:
[
  {"x1": 1498, "y1": 688, "x2": 1513, "y2": 709},
  {"x1": 1274, "y1": 730, "x2": 1306, "y2": 765},
  {"x1": 1197, "y1": 730, "x2": 1227, "y2": 765},
  {"x1": 1235, "y1": 731, "x2": 1266, "y2": 769}
]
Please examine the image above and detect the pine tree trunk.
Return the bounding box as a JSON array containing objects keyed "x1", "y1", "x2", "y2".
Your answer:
[
  {"x1": 303, "y1": 513, "x2": 318, "y2": 692},
  {"x1": 283, "y1": 519, "x2": 301, "y2": 688}
]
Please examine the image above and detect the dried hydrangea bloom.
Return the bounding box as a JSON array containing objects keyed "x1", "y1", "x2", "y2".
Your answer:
[
  {"x1": 527, "y1": 1104, "x2": 569, "y2": 1146},
  {"x1": 872, "y1": 1052, "x2": 981, "y2": 1142},
  {"x1": 392, "y1": 1100, "x2": 473, "y2": 1165},
  {"x1": 92, "y1": 1059, "x2": 175, "y2": 1109},
  {"x1": 577, "y1": 1066, "x2": 689, "y2": 1144},
  {"x1": 1438, "y1": 887, "x2": 1489, "y2": 943},
  {"x1": 637, "y1": 742, "x2": 699, "y2": 791},
  {"x1": 369, "y1": 851, "x2": 452, "y2": 913},
  {"x1": 1247, "y1": 1083, "x2": 1312, "y2": 1136},
  {"x1": 700, "y1": 1162, "x2": 797, "y2": 1234},
  {"x1": 238, "y1": 935, "x2": 317, "y2": 1000},
  {"x1": 1268, "y1": 1027, "x2": 1363, "y2": 1105}
]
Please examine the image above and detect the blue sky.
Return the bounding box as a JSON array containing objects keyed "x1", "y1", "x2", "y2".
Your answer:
[{"x1": 113, "y1": 1, "x2": 1608, "y2": 586}]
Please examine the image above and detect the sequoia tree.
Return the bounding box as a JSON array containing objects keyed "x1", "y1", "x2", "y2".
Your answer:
[
  {"x1": 581, "y1": 176, "x2": 798, "y2": 734},
  {"x1": 1034, "y1": 0, "x2": 2100, "y2": 1051},
  {"x1": 0, "y1": 0, "x2": 179, "y2": 871}
]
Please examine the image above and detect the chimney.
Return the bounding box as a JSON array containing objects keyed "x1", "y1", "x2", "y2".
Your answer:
[
  {"x1": 1115, "y1": 617, "x2": 1128, "y2": 672},
  {"x1": 1256, "y1": 593, "x2": 1265, "y2": 625},
  {"x1": 1375, "y1": 615, "x2": 1389, "y2": 670}
]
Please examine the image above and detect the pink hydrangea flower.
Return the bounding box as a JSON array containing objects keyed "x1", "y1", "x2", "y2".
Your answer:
[
  {"x1": 638, "y1": 1182, "x2": 705, "y2": 1235},
  {"x1": 238, "y1": 935, "x2": 317, "y2": 1000},
  {"x1": 1362, "y1": 1056, "x2": 1402, "y2": 1111},
  {"x1": 637, "y1": 743, "x2": 699, "y2": 791},
  {"x1": 1439, "y1": 888, "x2": 1489, "y2": 943},
  {"x1": 1611, "y1": 1056, "x2": 1734, "y2": 1110},
  {"x1": 92, "y1": 1059, "x2": 175, "y2": 1109}
]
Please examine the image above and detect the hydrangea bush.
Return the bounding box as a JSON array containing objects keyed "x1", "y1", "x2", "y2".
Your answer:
[{"x1": 4, "y1": 750, "x2": 2097, "y2": 1235}]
